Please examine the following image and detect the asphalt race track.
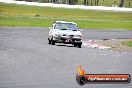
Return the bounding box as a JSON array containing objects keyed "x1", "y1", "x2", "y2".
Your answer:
[{"x1": 0, "y1": 27, "x2": 132, "y2": 88}]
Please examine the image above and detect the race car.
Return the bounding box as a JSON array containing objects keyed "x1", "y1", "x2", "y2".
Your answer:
[{"x1": 48, "y1": 21, "x2": 82, "y2": 48}]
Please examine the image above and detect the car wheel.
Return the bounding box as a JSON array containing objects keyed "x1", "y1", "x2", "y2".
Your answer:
[
  {"x1": 77, "y1": 44, "x2": 82, "y2": 48},
  {"x1": 51, "y1": 39, "x2": 55, "y2": 45},
  {"x1": 48, "y1": 38, "x2": 51, "y2": 44},
  {"x1": 74, "y1": 44, "x2": 77, "y2": 47}
]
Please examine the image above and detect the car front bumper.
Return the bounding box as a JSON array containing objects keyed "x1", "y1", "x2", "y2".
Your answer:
[{"x1": 53, "y1": 36, "x2": 82, "y2": 44}]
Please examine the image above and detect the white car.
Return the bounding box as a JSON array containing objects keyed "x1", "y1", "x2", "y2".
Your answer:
[{"x1": 48, "y1": 21, "x2": 82, "y2": 48}]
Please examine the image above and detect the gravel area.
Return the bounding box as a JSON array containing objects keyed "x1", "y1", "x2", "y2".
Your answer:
[{"x1": 95, "y1": 39, "x2": 132, "y2": 52}]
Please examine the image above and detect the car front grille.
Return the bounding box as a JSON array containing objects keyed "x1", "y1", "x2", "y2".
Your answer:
[{"x1": 69, "y1": 35, "x2": 74, "y2": 38}]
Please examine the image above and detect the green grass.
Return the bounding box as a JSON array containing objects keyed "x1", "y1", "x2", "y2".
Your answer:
[
  {"x1": 127, "y1": 41, "x2": 132, "y2": 47},
  {"x1": 0, "y1": 3, "x2": 132, "y2": 29}
]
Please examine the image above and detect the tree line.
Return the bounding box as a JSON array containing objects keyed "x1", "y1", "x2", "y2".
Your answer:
[{"x1": 16, "y1": 0, "x2": 125, "y2": 7}]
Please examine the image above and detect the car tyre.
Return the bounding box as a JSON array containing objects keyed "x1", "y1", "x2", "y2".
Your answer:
[
  {"x1": 48, "y1": 38, "x2": 51, "y2": 44},
  {"x1": 51, "y1": 39, "x2": 55, "y2": 45},
  {"x1": 74, "y1": 44, "x2": 77, "y2": 47},
  {"x1": 77, "y1": 44, "x2": 82, "y2": 48}
]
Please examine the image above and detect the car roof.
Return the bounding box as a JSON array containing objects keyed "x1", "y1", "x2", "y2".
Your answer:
[{"x1": 55, "y1": 21, "x2": 77, "y2": 25}]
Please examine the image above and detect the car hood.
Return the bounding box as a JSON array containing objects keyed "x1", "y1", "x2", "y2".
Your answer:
[{"x1": 53, "y1": 29, "x2": 82, "y2": 35}]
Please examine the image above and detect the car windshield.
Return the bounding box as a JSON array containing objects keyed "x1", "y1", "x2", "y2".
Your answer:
[{"x1": 54, "y1": 23, "x2": 79, "y2": 30}]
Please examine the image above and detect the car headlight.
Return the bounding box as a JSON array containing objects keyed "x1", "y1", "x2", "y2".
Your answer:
[{"x1": 53, "y1": 33, "x2": 62, "y2": 37}]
